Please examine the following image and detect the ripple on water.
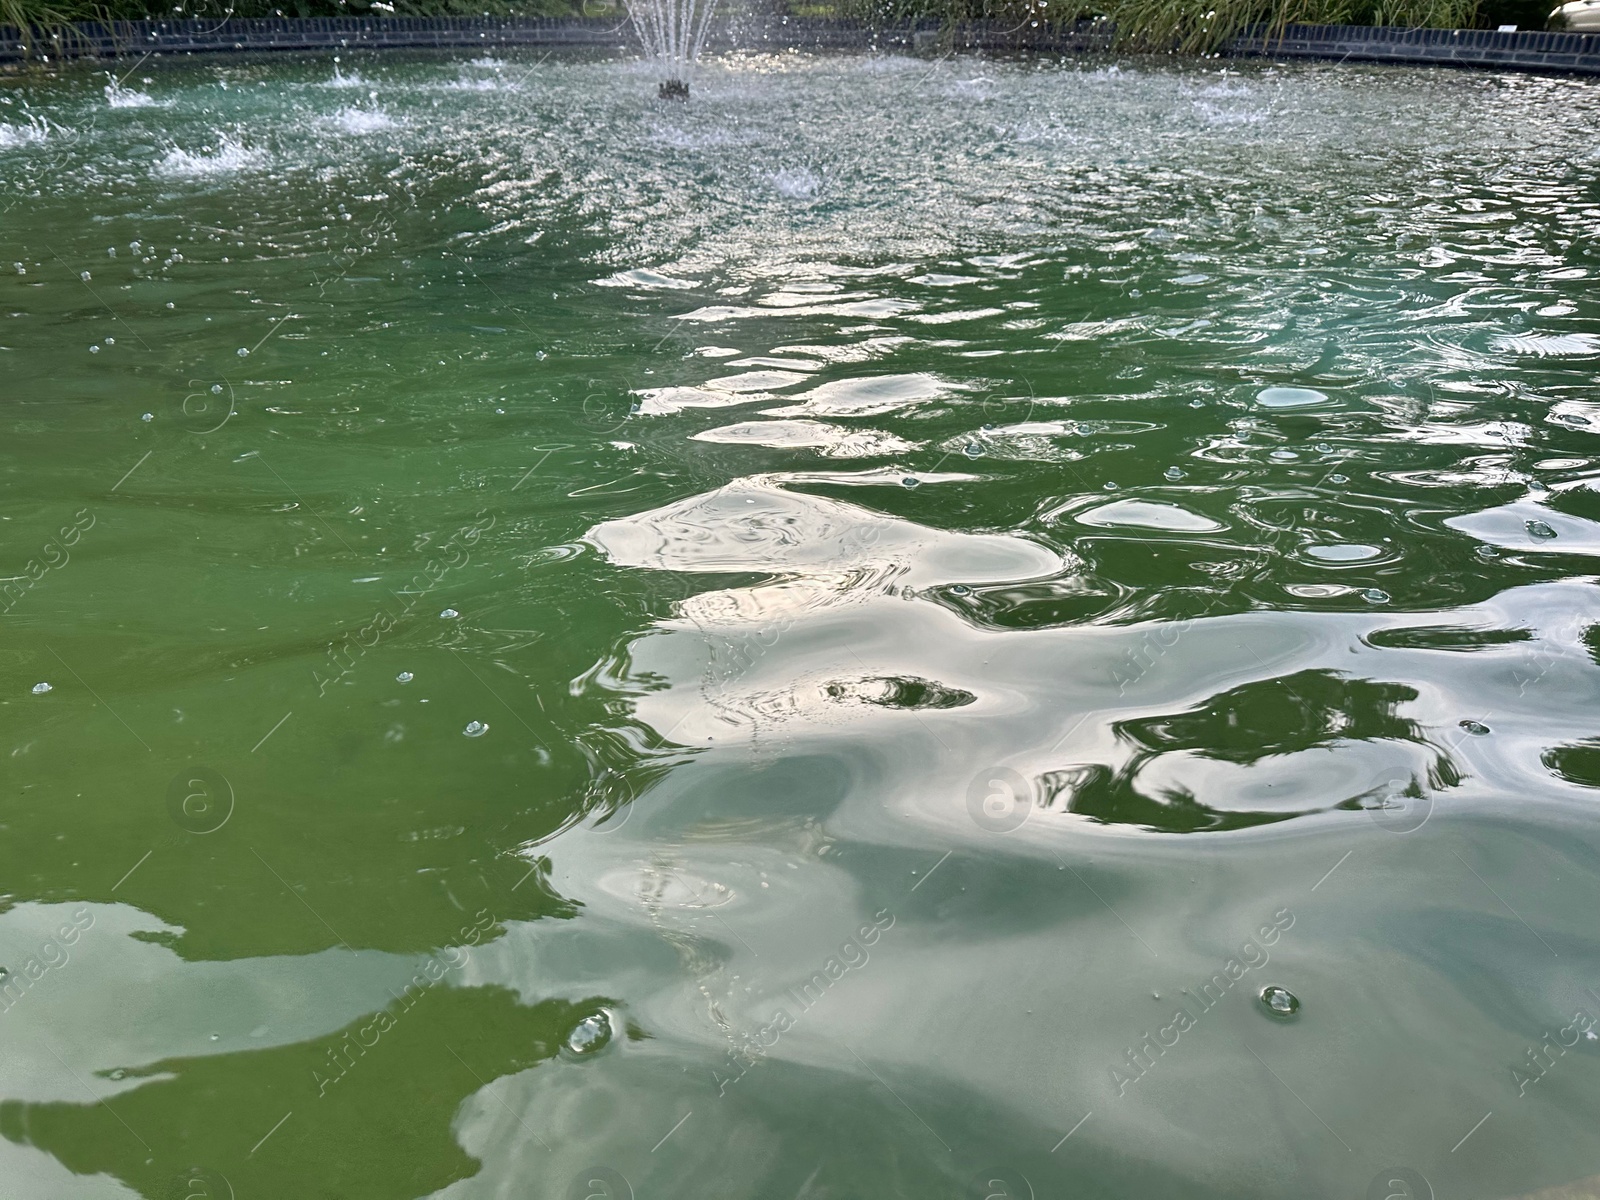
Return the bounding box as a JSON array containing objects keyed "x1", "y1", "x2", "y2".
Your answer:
[
  {"x1": 691, "y1": 419, "x2": 919, "y2": 458},
  {"x1": 1071, "y1": 499, "x2": 1225, "y2": 533},
  {"x1": 1303, "y1": 543, "x2": 1384, "y2": 563},
  {"x1": 765, "y1": 372, "x2": 954, "y2": 418},
  {"x1": 1256, "y1": 386, "x2": 1330, "y2": 409},
  {"x1": 1494, "y1": 332, "x2": 1600, "y2": 357}
]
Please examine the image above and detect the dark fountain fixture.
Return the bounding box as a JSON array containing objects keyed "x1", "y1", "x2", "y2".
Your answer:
[{"x1": 626, "y1": 0, "x2": 715, "y2": 99}]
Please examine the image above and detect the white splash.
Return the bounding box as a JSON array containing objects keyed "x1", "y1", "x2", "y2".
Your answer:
[
  {"x1": 772, "y1": 167, "x2": 821, "y2": 201},
  {"x1": 328, "y1": 106, "x2": 396, "y2": 134},
  {"x1": 442, "y1": 76, "x2": 519, "y2": 92},
  {"x1": 321, "y1": 64, "x2": 369, "y2": 89},
  {"x1": 105, "y1": 78, "x2": 159, "y2": 108},
  {"x1": 156, "y1": 135, "x2": 265, "y2": 178},
  {"x1": 0, "y1": 118, "x2": 48, "y2": 149}
]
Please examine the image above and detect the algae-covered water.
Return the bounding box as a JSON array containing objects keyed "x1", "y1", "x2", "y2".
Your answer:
[{"x1": 3, "y1": 46, "x2": 1600, "y2": 1200}]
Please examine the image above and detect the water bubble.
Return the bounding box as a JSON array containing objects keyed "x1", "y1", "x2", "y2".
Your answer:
[
  {"x1": 951, "y1": 584, "x2": 971, "y2": 596},
  {"x1": 236, "y1": 347, "x2": 249, "y2": 358},
  {"x1": 1361, "y1": 588, "x2": 1390, "y2": 605},
  {"x1": 31, "y1": 682, "x2": 52, "y2": 695},
  {"x1": 396, "y1": 671, "x2": 413, "y2": 683},
  {"x1": 1477, "y1": 544, "x2": 1499, "y2": 559},
  {"x1": 1259, "y1": 986, "x2": 1299, "y2": 1017},
  {"x1": 89, "y1": 345, "x2": 100, "y2": 354},
  {"x1": 210, "y1": 383, "x2": 223, "y2": 394},
  {"x1": 1328, "y1": 473, "x2": 1349, "y2": 484},
  {"x1": 1103, "y1": 481, "x2": 1119, "y2": 491},
  {"x1": 565, "y1": 1009, "x2": 614, "y2": 1056},
  {"x1": 439, "y1": 608, "x2": 460, "y2": 619},
  {"x1": 900, "y1": 476, "x2": 920, "y2": 489},
  {"x1": 1459, "y1": 719, "x2": 1491, "y2": 736},
  {"x1": 963, "y1": 443, "x2": 984, "y2": 458},
  {"x1": 1189, "y1": 398, "x2": 1204, "y2": 408},
  {"x1": 79, "y1": 271, "x2": 91, "y2": 282},
  {"x1": 1164, "y1": 466, "x2": 1185, "y2": 480},
  {"x1": 982, "y1": 423, "x2": 996, "y2": 432},
  {"x1": 141, "y1": 412, "x2": 154, "y2": 422},
  {"x1": 463, "y1": 720, "x2": 489, "y2": 737},
  {"x1": 1525, "y1": 520, "x2": 1557, "y2": 541},
  {"x1": 166, "y1": 302, "x2": 175, "y2": 309},
  {"x1": 1315, "y1": 443, "x2": 1332, "y2": 453},
  {"x1": 104, "y1": 337, "x2": 114, "y2": 346}
]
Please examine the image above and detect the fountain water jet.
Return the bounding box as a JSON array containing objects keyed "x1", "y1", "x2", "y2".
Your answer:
[{"x1": 625, "y1": 0, "x2": 716, "y2": 99}]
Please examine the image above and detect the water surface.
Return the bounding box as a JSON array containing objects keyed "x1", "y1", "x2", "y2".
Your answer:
[{"x1": 3, "y1": 47, "x2": 1600, "y2": 1200}]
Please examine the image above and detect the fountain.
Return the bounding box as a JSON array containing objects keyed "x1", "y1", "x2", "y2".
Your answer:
[{"x1": 625, "y1": 0, "x2": 717, "y2": 99}]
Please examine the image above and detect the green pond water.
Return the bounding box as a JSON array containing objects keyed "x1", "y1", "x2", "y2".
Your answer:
[{"x1": 3, "y1": 45, "x2": 1600, "y2": 1200}]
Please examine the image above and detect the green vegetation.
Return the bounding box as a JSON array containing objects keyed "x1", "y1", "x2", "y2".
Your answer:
[{"x1": 839, "y1": 0, "x2": 1556, "y2": 49}]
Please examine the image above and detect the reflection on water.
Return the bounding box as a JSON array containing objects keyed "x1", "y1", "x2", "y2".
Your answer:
[{"x1": 2, "y1": 45, "x2": 1600, "y2": 1200}]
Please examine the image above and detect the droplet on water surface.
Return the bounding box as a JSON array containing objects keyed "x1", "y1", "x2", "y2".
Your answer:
[
  {"x1": 396, "y1": 671, "x2": 413, "y2": 684},
  {"x1": 1459, "y1": 720, "x2": 1491, "y2": 736},
  {"x1": 31, "y1": 682, "x2": 52, "y2": 695},
  {"x1": 963, "y1": 443, "x2": 984, "y2": 458},
  {"x1": 141, "y1": 412, "x2": 154, "y2": 422},
  {"x1": 236, "y1": 347, "x2": 249, "y2": 357},
  {"x1": 1103, "y1": 481, "x2": 1119, "y2": 491},
  {"x1": 901, "y1": 476, "x2": 920, "y2": 489},
  {"x1": 951, "y1": 584, "x2": 971, "y2": 597},
  {"x1": 566, "y1": 1009, "x2": 614, "y2": 1056},
  {"x1": 1164, "y1": 466, "x2": 1185, "y2": 480},
  {"x1": 1525, "y1": 520, "x2": 1557, "y2": 541},
  {"x1": 1362, "y1": 588, "x2": 1390, "y2": 605},
  {"x1": 1260, "y1": 986, "x2": 1300, "y2": 1017},
  {"x1": 463, "y1": 720, "x2": 489, "y2": 738},
  {"x1": 1476, "y1": 545, "x2": 1498, "y2": 559},
  {"x1": 210, "y1": 383, "x2": 223, "y2": 394},
  {"x1": 1328, "y1": 474, "x2": 1349, "y2": 484},
  {"x1": 439, "y1": 608, "x2": 459, "y2": 619}
]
